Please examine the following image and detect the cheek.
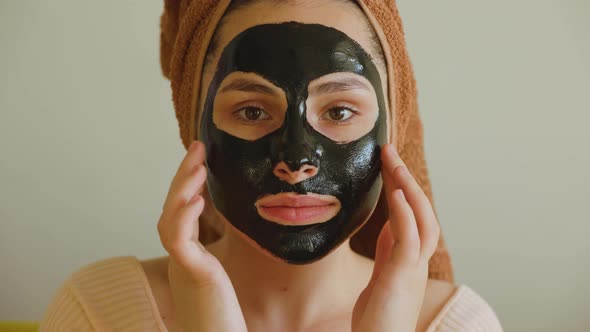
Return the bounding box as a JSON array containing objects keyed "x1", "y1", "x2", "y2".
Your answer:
[{"x1": 332, "y1": 145, "x2": 380, "y2": 189}]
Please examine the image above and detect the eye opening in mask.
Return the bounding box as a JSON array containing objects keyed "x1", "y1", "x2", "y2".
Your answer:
[
  {"x1": 306, "y1": 72, "x2": 379, "y2": 143},
  {"x1": 212, "y1": 71, "x2": 379, "y2": 143},
  {"x1": 212, "y1": 72, "x2": 287, "y2": 141}
]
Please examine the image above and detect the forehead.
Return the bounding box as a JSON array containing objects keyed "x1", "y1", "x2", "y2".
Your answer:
[
  {"x1": 216, "y1": 23, "x2": 376, "y2": 89},
  {"x1": 204, "y1": 1, "x2": 384, "y2": 77},
  {"x1": 212, "y1": 1, "x2": 379, "y2": 64}
]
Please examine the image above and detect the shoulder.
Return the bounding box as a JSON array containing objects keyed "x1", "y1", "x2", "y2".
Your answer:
[
  {"x1": 39, "y1": 255, "x2": 165, "y2": 332},
  {"x1": 416, "y1": 279, "x2": 459, "y2": 332},
  {"x1": 139, "y1": 256, "x2": 175, "y2": 320},
  {"x1": 139, "y1": 256, "x2": 179, "y2": 328},
  {"x1": 424, "y1": 283, "x2": 504, "y2": 332},
  {"x1": 353, "y1": 254, "x2": 463, "y2": 332}
]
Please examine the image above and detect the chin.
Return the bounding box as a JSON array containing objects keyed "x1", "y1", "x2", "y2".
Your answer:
[
  {"x1": 229, "y1": 221, "x2": 365, "y2": 266},
  {"x1": 218, "y1": 197, "x2": 378, "y2": 265}
]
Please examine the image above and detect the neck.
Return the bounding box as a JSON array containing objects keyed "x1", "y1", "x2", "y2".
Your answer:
[{"x1": 208, "y1": 223, "x2": 371, "y2": 331}]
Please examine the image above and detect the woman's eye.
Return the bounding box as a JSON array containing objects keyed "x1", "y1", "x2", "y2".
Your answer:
[
  {"x1": 236, "y1": 106, "x2": 271, "y2": 121},
  {"x1": 322, "y1": 107, "x2": 355, "y2": 122}
]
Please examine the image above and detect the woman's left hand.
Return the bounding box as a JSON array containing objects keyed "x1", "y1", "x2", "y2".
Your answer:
[{"x1": 352, "y1": 144, "x2": 441, "y2": 332}]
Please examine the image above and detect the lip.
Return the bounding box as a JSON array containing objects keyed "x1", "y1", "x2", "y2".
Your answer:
[{"x1": 255, "y1": 192, "x2": 341, "y2": 226}]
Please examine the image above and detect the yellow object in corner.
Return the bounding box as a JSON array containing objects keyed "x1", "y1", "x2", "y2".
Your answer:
[{"x1": 0, "y1": 321, "x2": 39, "y2": 332}]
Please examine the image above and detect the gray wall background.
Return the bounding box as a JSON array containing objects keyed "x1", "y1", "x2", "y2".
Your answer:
[{"x1": 1, "y1": 1, "x2": 589, "y2": 331}]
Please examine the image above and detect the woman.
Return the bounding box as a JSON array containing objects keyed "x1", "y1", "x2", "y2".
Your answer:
[{"x1": 40, "y1": 0, "x2": 503, "y2": 331}]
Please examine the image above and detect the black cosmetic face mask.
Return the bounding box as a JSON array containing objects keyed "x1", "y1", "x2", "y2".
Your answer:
[{"x1": 198, "y1": 22, "x2": 387, "y2": 264}]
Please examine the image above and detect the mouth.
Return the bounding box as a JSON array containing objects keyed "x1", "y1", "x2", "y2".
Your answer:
[{"x1": 255, "y1": 192, "x2": 341, "y2": 226}]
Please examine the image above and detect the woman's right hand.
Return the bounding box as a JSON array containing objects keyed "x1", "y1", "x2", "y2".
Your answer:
[{"x1": 157, "y1": 140, "x2": 247, "y2": 332}]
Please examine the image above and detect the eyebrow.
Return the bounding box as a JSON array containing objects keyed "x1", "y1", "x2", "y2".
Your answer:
[
  {"x1": 219, "y1": 78, "x2": 280, "y2": 96},
  {"x1": 308, "y1": 77, "x2": 371, "y2": 96}
]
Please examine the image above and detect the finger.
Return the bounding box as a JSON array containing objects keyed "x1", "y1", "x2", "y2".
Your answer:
[
  {"x1": 382, "y1": 144, "x2": 440, "y2": 261},
  {"x1": 392, "y1": 164, "x2": 439, "y2": 261},
  {"x1": 177, "y1": 140, "x2": 207, "y2": 180},
  {"x1": 381, "y1": 146, "x2": 420, "y2": 264},
  {"x1": 162, "y1": 164, "x2": 208, "y2": 222},
  {"x1": 163, "y1": 142, "x2": 207, "y2": 215},
  {"x1": 388, "y1": 189, "x2": 420, "y2": 264},
  {"x1": 369, "y1": 221, "x2": 394, "y2": 285},
  {"x1": 158, "y1": 165, "x2": 207, "y2": 243},
  {"x1": 164, "y1": 141, "x2": 206, "y2": 203},
  {"x1": 354, "y1": 222, "x2": 394, "y2": 328},
  {"x1": 159, "y1": 195, "x2": 206, "y2": 271}
]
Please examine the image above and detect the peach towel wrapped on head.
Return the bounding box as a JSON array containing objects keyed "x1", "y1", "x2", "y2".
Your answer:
[{"x1": 160, "y1": 0, "x2": 454, "y2": 282}]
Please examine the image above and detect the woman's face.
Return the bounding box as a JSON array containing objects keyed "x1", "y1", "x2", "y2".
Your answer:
[{"x1": 196, "y1": 0, "x2": 390, "y2": 264}]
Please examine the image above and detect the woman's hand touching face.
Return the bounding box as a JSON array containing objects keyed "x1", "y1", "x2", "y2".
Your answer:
[
  {"x1": 352, "y1": 144, "x2": 441, "y2": 332},
  {"x1": 157, "y1": 141, "x2": 247, "y2": 332}
]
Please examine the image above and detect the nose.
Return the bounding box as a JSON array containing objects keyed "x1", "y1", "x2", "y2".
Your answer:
[{"x1": 273, "y1": 161, "x2": 318, "y2": 184}]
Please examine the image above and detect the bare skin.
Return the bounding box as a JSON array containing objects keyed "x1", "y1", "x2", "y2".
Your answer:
[
  {"x1": 154, "y1": 1, "x2": 457, "y2": 331},
  {"x1": 141, "y1": 255, "x2": 456, "y2": 332}
]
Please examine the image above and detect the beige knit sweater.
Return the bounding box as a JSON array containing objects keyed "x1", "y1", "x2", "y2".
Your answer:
[{"x1": 39, "y1": 256, "x2": 503, "y2": 332}]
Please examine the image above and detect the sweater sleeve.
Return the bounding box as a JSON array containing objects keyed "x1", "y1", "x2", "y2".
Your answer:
[
  {"x1": 38, "y1": 256, "x2": 166, "y2": 332},
  {"x1": 38, "y1": 282, "x2": 95, "y2": 332},
  {"x1": 427, "y1": 285, "x2": 503, "y2": 332}
]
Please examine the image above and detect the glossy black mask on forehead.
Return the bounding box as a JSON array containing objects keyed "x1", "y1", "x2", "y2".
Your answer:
[{"x1": 198, "y1": 22, "x2": 387, "y2": 264}]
